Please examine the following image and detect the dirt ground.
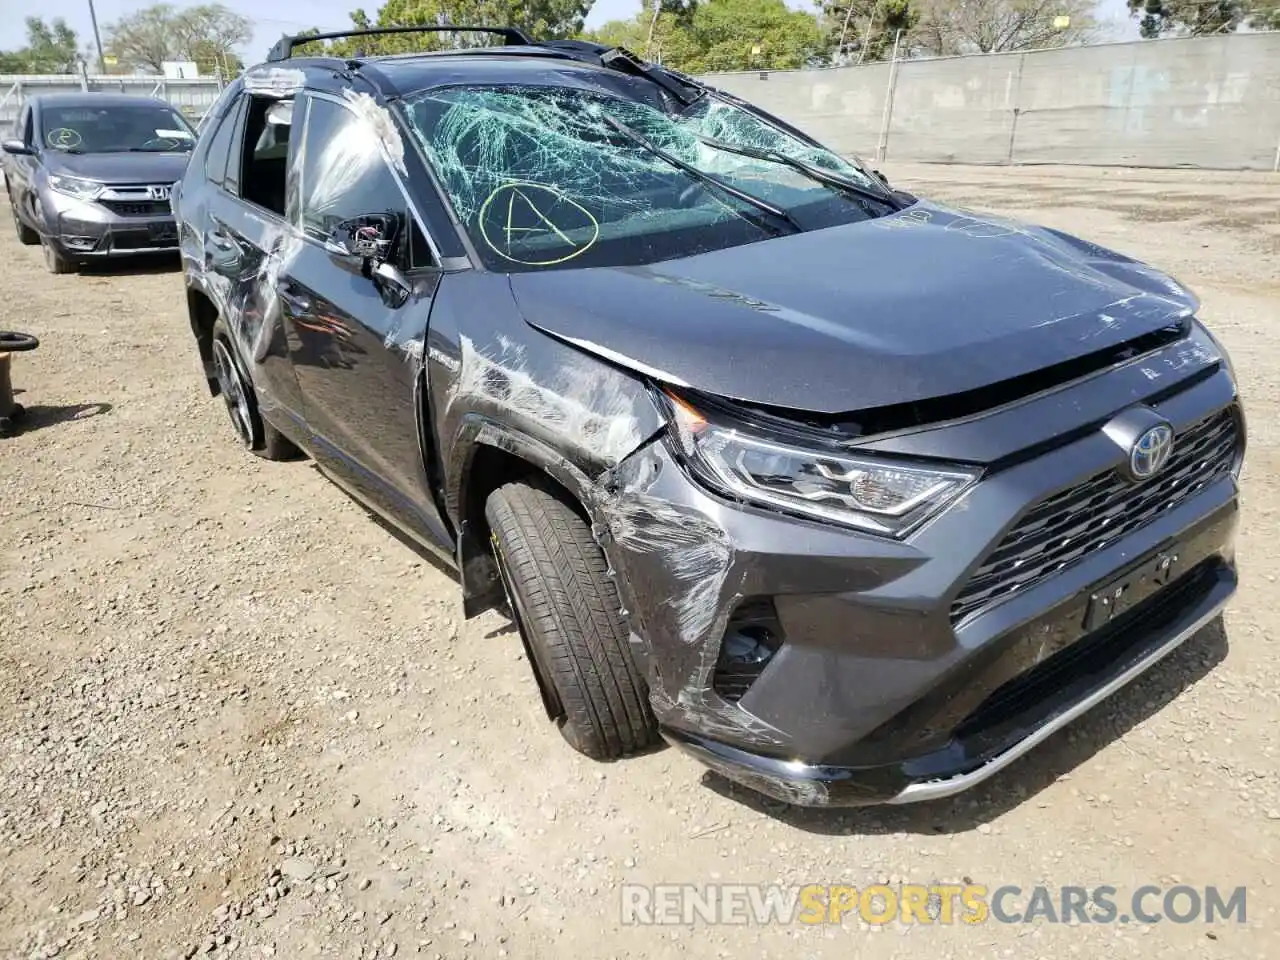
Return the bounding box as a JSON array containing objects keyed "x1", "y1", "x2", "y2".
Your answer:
[{"x1": 1, "y1": 163, "x2": 1278, "y2": 960}]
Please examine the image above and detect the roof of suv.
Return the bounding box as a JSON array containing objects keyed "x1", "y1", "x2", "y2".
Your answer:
[
  {"x1": 355, "y1": 50, "x2": 629, "y2": 99},
  {"x1": 245, "y1": 33, "x2": 703, "y2": 105}
]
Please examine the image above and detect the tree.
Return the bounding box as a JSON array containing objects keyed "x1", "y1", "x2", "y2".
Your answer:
[
  {"x1": 912, "y1": 0, "x2": 1095, "y2": 55},
  {"x1": 1249, "y1": 0, "x2": 1280, "y2": 27},
  {"x1": 642, "y1": 0, "x2": 698, "y2": 59},
  {"x1": 0, "y1": 17, "x2": 81, "y2": 73},
  {"x1": 1126, "y1": 0, "x2": 1247, "y2": 36},
  {"x1": 821, "y1": 0, "x2": 916, "y2": 63},
  {"x1": 301, "y1": 0, "x2": 595, "y2": 57},
  {"x1": 600, "y1": 0, "x2": 825, "y2": 73},
  {"x1": 104, "y1": 3, "x2": 251, "y2": 75}
]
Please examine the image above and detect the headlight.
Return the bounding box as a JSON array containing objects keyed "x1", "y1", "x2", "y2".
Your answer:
[
  {"x1": 666, "y1": 392, "x2": 979, "y2": 538},
  {"x1": 48, "y1": 175, "x2": 105, "y2": 201}
]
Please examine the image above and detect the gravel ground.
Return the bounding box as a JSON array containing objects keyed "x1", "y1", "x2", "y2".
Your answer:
[{"x1": 1, "y1": 164, "x2": 1277, "y2": 960}]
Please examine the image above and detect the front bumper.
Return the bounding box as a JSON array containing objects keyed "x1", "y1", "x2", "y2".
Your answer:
[
  {"x1": 664, "y1": 556, "x2": 1233, "y2": 806},
  {"x1": 43, "y1": 190, "x2": 179, "y2": 257},
  {"x1": 50, "y1": 212, "x2": 179, "y2": 257},
  {"x1": 603, "y1": 330, "x2": 1242, "y2": 807}
]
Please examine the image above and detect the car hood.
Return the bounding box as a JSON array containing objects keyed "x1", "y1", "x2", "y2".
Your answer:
[
  {"x1": 43, "y1": 150, "x2": 191, "y2": 185},
  {"x1": 508, "y1": 201, "x2": 1198, "y2": 415}
]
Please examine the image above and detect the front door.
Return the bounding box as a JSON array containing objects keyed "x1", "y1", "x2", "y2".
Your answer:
[{"x1": 280, "y1": 91, "x2": 445, "y2": 543}]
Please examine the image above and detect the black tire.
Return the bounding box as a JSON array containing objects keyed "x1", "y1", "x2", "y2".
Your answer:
[
  {"x1": 486, "y1": 479, "x2": 658, "y2": 761},
  {"x1": 9, "y1": 193, "x2": 38, "y2": 245},
  {"x1": 40, "y1": 236, "x2": 76, "y2": 274},
  {"x1": 210, "y1": 318, "x2": 300, "y2": 461}
]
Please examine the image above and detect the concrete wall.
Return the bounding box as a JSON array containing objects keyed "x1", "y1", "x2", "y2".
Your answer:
[
  {"x1": 700, "y1": 33, "x2": 1280, "y2": 171},
  {"x1": 0, "y1": 74, "x2": 224, "y2": 133}
]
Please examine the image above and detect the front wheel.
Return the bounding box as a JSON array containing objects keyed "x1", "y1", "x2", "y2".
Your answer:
[
  {"x1": 486, "y1": 479, "x2": 658, "y2": 761},
  {"x1": 41, "y1": 237, "x2": 75, "y2": 274},
  {"x1": 9, "y1": 194, "x2": 38, "y2": 245}
]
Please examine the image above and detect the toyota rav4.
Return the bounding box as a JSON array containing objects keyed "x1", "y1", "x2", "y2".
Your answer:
[{"x1": 173, "y1": 26, "x2": 1244, "y2": 807}]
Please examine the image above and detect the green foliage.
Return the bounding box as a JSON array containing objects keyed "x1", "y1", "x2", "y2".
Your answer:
[
  {"x1": 104, "y1": 3, "x2": 250, "y2": 75},
  {"x1": 1127, "y1": 0, "x2": 1280, "y2": 35},
  {"x1": 303, "y1": 0, "x2": 595, "y2": 57},
  {"x1": 820, "y1": 0, "x2": 915, "y2": 63},
  {"x1": 587, "y1": 0, "x2": 826, "y2": 72},
  {"x1": 0, "y1": 17, "x2": 81, "y2": 73},
  {"x1": 1250, "y1": 0, "x2": 1280, "y2": 27}
]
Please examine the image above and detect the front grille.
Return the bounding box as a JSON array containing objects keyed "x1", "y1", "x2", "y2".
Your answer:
[
  {"x1": 951, "y1": 406, "x2": 1239, "y2": 623},
  {"x1": 100, "y1": 199, "x2": 171, "y2": 217},
  {"x1": 112, "y1": 228, "x2": 178, "y2": 249},
  {"x1": 953, "y1": 559, "x2": 1218, "y2": 742}
]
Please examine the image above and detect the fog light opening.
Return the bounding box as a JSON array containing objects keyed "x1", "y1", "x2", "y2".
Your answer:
[
  {"x1": 63, "y1": 237, "x2": 97, "y2": 251},
  {"x1": 712, "y1": 599, "x2": 784, "y2": 704}
]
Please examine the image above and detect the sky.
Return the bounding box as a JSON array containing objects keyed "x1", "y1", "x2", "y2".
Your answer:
[{"x1": 1, "y1": 0, "x2": 1137, "y2": 67}]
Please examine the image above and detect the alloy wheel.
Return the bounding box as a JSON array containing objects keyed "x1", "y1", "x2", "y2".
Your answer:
[{"x1": 212, "y1": 338, "x2": 256, "y2": 447}]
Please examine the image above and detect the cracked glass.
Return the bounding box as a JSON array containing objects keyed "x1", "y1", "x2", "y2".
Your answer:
[{"x1": 402, "y1": 84, "x2": 893, "y2": 271}]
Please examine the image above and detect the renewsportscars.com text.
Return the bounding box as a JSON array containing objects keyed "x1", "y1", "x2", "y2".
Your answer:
[{"x1": 621, "y1": 883, "x2": 1247, "y2": 926}]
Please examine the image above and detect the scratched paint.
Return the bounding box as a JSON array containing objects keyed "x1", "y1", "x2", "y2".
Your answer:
[{"x1": 453, "y1": 334, "x2": 644, "y2": 465}]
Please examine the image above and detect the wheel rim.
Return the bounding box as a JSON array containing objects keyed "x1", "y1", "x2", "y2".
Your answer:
[
  {"x1": 212, "y1": 338, "x2": 254, "y2": 447},
  {"x1": 492, "y1": 533, "x2": 565, "y2": 721}
]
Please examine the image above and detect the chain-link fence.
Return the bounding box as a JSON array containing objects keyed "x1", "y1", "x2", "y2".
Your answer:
[
  {"x1": 699, "y1": 33, "x2": 1280, "y2": 171},
  {"x1": 0, "y1": 70, "x2": 224, "y2": 134}
]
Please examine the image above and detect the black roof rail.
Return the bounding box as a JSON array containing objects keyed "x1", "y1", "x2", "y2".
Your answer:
[
  {"x1": 267, "y1": 25, "x2": 533, "y2": 62},
  {"x1": 535, "y1": 41, "x2": 704, "y2": 106}
]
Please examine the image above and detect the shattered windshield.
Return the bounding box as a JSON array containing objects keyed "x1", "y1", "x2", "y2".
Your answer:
[
  {"x1": 402, "y1": 84, "x2": 893, "y2": 271},
  {"x1": 40, "y1": 103, "x2": 196, "y2": 154}
]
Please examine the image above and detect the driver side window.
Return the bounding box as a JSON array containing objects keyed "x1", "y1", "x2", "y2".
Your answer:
[{"x1": 296, "y1": 95, "x2": 431, "y2": 268}]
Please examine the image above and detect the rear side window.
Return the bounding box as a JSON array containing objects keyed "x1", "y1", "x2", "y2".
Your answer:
[
  {"x1": 237, "y1": 96, "x2": 293, "y2": 217},
  {"x1": 203, "y1": 95, "x2": 244, "y2": 187}
]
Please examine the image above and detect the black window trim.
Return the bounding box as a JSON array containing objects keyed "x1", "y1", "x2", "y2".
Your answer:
[
  {"x1": 18, "y1": 105, "x2": 33, "y2": 146},
  {"x1": 297, "y1": 89, "x2": 445, "y2": 270},
  {"x1": 232, "y1": 93, "x2": 292, "y2": 223},
  {"x1": 202, "y1": 92, "x2": 243, "y2": 188}
]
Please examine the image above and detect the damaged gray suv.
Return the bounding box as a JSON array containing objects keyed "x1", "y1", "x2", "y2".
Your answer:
[{"x1": 175, "y1": 26, "x2": 1244, "y2": 807}]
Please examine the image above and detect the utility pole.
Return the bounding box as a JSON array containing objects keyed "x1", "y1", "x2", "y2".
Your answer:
[
  {"x1": 875, "y1": 29, "x2": 902, "y2": 164},
  {"x1": 87, "y1": 0, "x2": 106, "y2": 73},
  {"x1": 837, "y1": 3, "x2": 856, "y2": 61}
]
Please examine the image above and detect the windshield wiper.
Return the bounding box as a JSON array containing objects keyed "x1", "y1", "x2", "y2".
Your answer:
[
  {"x1": 602, "y1": 115, "x2": 802, "y2": 236},
  {"x1": 689, "y1": 133, "x2": 902, "y2": 211}
]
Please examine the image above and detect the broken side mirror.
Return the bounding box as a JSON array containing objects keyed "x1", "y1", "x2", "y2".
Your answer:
[
  {"x1": 324, "y1": 213, "x2": 399, "y2": 263},
  {"x1": 371, "y1": 260, "x2": 411, "y2": 309}
]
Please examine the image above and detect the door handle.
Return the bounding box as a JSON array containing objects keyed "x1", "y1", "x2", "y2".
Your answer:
[
  {"x1": 276, "y1": 281, "x2": 311, "y2": 313},
  {"x1": 208, "y1": 227, "x2": 233, "y2": 251}
]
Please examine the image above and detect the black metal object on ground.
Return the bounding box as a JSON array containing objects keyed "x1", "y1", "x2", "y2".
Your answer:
[{"x1": 0, "y1": 331, "x2": 40, "y2": 438}]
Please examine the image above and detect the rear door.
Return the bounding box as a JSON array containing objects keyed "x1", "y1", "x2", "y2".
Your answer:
[
  {"x1": 279, "y1": 90, "x2": 446, "y2": 541},
  {"x1": 201, "y1": 91, "x2": 308, "y2": 427}
]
